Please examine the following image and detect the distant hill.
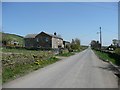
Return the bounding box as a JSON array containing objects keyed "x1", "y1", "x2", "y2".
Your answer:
[{"x1": 1, "y1": 32, "x2": 24, "y2": 47}]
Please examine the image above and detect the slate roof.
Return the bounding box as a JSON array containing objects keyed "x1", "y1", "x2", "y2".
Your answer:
[
  {"x1": 25, "y1": 32, "x2": 63, "y2": 40},
  {"x1": 45, "y1": 33, "x2": 63, "y2": 40},
  {"x1": 25, "y1": 34, "x2": 37, "y2": 38}
]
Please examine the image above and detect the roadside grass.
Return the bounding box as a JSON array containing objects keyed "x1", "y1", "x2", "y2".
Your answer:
[
  {"x1": 94, "y1": 50, "x2": 116, "y2": 64},
  {"x1": 2, "y1": 48, "x2": 61, "y2": 83},
  {"x1": 2, "y1": 56, "x2": 59, "y2": 83}
]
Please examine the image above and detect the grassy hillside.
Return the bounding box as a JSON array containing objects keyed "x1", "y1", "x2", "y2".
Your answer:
[{"x1": 1, "y1": 32, "x2": 24, "y2": 47}]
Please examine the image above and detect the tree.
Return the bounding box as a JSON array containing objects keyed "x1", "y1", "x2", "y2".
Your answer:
[
  {"x1": 71, "y1": 39, "x2": 75, "y2": 44},
  {"x1": 91, "y1": 40, "x2": 101, "y2": 49},
  {"x1": 75, "y1": 38, "x2": 80, "y2": 46},
  {"x1": 70, "y1": 38, "x2": 81, "y2": 51}
]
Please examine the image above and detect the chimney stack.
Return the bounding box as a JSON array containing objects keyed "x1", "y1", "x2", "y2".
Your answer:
[{"x1": 54, "y1": 32, "x2": 56, "y2": 35}]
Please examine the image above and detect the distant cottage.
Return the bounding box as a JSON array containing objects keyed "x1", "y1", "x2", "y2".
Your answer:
[
  {"x1": 63, "y1": 41, "x2": 70, "y2": 48},
  {"x1": 24, "y1": 32, "x2": 64, "y2": 49}
]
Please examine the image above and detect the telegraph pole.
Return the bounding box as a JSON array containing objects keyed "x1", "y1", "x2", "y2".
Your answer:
[{"x1": 100, "y1": 27, "x2": 102, "y2": 48}]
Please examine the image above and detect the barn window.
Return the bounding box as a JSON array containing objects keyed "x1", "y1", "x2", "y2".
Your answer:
[
  {"x1": 36, "y1": 38, "x2": 39, "y2": 42},
  {"x1": 45, "y1": 37, "x2": 49, "y2": 42}
]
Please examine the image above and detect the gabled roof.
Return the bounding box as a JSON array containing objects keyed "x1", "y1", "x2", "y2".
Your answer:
[
  {"x1": 25, "y1": 34, "x2": 37, "y2": 38},
  {"x1": 25, "y1": 32, "x2": 63, "y2": 40},
  {"x1": 40, "y1": 32, "x2": 63, "y2": 40}
]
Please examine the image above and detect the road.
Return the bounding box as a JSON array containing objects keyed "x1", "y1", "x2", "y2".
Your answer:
[{"x1": 3, "y1": 48, "x2": 118, "y2": 88}]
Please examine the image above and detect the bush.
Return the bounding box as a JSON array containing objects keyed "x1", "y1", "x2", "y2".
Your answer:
[
  {"x1": 115, "y1": 48, "x2": 120, "y2": 55},
  {"x1": 60, "y1": 49, "x2": 69, "y2": 54}
]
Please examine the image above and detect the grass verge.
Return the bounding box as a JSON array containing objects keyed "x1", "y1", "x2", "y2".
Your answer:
[
  {"x1": 2, "y1": 56, "x2": 59, "y2": 83},
  {"x1": 94, "y1": 50, "x2": 116, "y2": 64}
]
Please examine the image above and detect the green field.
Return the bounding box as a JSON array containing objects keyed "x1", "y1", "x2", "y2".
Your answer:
[{"x1": 1, "y1": 32, "x2": 24, "y2": 47}]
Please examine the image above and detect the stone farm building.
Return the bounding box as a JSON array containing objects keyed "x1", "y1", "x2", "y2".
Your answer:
[{"x1": 24, "y1": 32, "x2": 64, "y2": 49}]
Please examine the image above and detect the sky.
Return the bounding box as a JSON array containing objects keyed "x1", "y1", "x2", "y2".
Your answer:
[
  {"x1": 2, "y1": 0, "x2": 120, "y2": 2},
  {"x1": 2, "y1": 2, "x2": 118, "y2": 46}
]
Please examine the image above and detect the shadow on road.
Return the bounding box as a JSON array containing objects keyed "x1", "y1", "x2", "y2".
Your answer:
[
  {"x1": 93, "y1": 64, "x2": 120, "y2": 88},
  {"x1": 97, "y1": 64, "x2": 118, "y2": 72}
]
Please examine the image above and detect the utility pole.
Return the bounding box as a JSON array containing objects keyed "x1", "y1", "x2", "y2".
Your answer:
[
  {"x1": 118, "y1": 1, "x2": 120, "y2": 47},
  {"x1": 100, "y1": 27, "x2": 102, "y2": 49}
]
